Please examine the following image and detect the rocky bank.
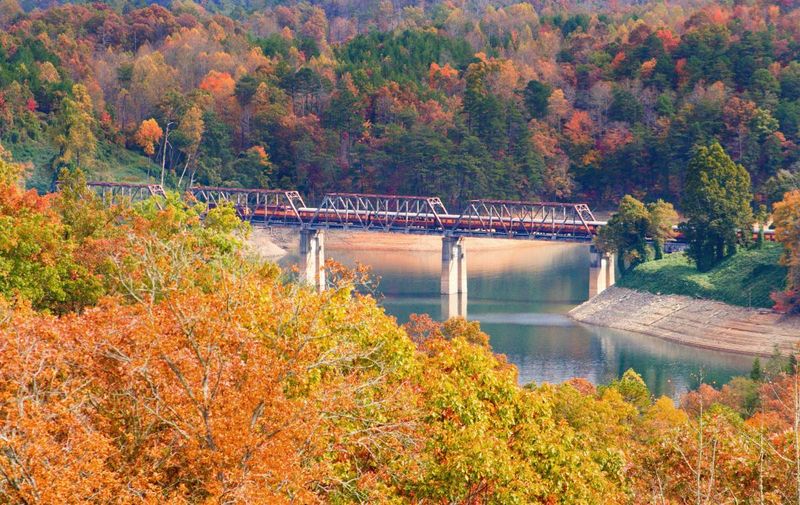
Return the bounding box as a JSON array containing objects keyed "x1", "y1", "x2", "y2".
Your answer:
[{"x1": 569, "y1": 286, "x2": 800, "y2": 356}]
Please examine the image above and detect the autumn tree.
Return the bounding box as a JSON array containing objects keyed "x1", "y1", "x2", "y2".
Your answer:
[
  {"x1": 0, "y1": 0, "x2": 21, "y2": 25},
  {"x1": 547, "y1": 88, "x2": 570, "y2": 129},
  {"x1": 404, "y1": 331, "x2": 628, "y2": 503},
  {"x1": 174, "y1": 105, "x2": 205, "y2": 186},
  {"x1": 133, "y1": 118, "x2": 163, "y2": 156},
  {"x1": 129, "y1": 52, "x2": 177, "y2": 125},
  {"x1": 0, "y1": 153, "x2": 103, "y2": 312},
  {"x1": 772, "y1": 190, "x2": 800, "y2": 313},
  {"x1": 647, "y1": 199, "x2": 679, "y2": 259}
]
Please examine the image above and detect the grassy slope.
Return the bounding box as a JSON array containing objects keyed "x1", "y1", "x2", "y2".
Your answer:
[
  {"x1": 10, "y1": 140, "x2": 159, "y2": 193},
  {"x1": 617, "y1": 244, "x2": 787, "y2": 308}
]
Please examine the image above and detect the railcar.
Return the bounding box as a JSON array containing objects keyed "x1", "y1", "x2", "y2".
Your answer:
[
  {"x1": 199, "y1": 188, "x2": 778, "y2": 242},
  {"x1": 245, "y1": 205, "x2": 600, "y2": 238}
]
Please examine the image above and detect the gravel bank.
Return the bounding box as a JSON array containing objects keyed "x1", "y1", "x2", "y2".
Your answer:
[{"x1": 569, "y1": 286, "x2": 800, "y2": 357}]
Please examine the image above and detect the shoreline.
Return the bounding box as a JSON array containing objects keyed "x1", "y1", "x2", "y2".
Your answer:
[
  {"x1": 248, "y1": 229, "x2": 800, "y2": 357},
  {"x1": 569, "y1": 286, "x2": 800, "y2": 357},
  {"x1": 247, "y1": 228, "x2": 566, "y2": 257}
]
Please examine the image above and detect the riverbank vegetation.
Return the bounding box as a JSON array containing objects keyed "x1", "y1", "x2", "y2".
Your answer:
[
  {"x1": 616, "y1": 244, "x2": 786, "y2": 308},
  {"x1": 596, "y1": 194, "x2": 677, "y2": 271},
  {"x1": 600, "y1": 143, "x2": 800, "y2": 311},
  {"x1": 681, "y1": 141, "x2": 754, "y2": 272},
  {"x1": 609, "y1": 186, "x2": 800, "y2": 311},
  {"x1": 3, "y1": 158, "x2": 800, "y2": 503}
]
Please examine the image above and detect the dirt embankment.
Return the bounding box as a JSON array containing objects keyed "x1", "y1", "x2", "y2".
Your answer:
[
  {"x1": 247, "y1": 228, "x2": 295, "y2": 259},
  {"x1": 569, "y1": 286, "x2": 800, "y2": 357}
]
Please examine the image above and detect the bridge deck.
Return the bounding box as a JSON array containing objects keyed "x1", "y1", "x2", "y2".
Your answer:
[{"x1": 78, "y1": 182, "x2": 775, "y2": 243}]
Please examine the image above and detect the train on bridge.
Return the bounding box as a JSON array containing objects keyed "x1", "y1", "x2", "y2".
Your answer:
[
  {"x1": 187, "y1": 186, "x2": 603, "y2": 241},
  {"x1": 250, "y1": 204, "x2": 606, "y2": 239},
  {"x1": 81, "y1": 181, "x2": 775, "y2": 243},
  {"x1": 71, "y1": 181, "x2": 776, "y2": 300}
]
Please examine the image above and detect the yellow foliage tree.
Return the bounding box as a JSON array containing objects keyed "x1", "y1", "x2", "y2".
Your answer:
[{"x1": 53, "y1": 84, "x2": 97, "y2": 168}]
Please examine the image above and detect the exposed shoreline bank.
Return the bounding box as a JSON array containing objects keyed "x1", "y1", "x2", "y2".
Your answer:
[
  {"x1": 569, "y1": 286, "x2": 800, "y2": 357},
  {"x1": 247, "y1": 228, "x2": 565, "y2": 258},
  {"x1": 249, "y1": 230, "x2": 800, "y2": 357}
]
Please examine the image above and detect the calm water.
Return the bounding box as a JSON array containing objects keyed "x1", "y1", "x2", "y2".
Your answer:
[{"x1": 280, "y1": 237, "x2": 753, "y2": 398}]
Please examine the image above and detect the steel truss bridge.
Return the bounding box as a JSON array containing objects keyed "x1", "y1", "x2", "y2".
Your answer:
[
  {"x1": 84, "y1": 181, "x2": 168, "y2": 208},
  {"x1": 87, "y1": 182, "x2": 775, "y2": 244},
  {"x1": 82, "y1": 182, "x2": 606, "y2": 242},
  {"x1": 79, "y1": 181, "x2": 777, "y2": 243}
]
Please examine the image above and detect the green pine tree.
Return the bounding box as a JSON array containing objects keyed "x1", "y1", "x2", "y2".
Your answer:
[{"x1": 681, "y1": 141, "x2": 754, "y2": 272}]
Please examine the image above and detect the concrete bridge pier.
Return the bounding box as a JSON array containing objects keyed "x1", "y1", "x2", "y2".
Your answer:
[
  {"x1": 589, "y1": 245, "x2": 616, "y2": 298},
  {"x1": 300, "y1": 229, "x2": 325, "y2": 292},
  {"x1": 606, "y1": 252, "x2": 616, "y2": 289},
  {"x1": 441, "y1": 293, "x2": 468, "y2": 320},
  {"x1": 441, "y1": 236, "x2": 467, "y2": 296}
]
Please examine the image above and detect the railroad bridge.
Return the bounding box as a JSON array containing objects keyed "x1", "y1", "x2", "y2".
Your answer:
[{"x1": 82, "y1": 182, "x2": 619, "y2": 316}]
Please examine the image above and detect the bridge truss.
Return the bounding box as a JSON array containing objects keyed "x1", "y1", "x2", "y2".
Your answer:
[
  {"x1": 306, "y1": 193, "x2": 450, "y2": 232},
  {"x1": 450, "y1": 200, "x2": 598, "y2": 240},
  {"x1": 189, "y1": 186, "x2": 306, "y2": 226},
  {"x1": 69, "y1": 183, "x2": 606, "y2": 242},
  {"x1": 86, "y1": 182, "x2": 167, "y2": 209}
]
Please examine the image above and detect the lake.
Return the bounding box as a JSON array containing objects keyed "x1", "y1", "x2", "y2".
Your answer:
[{"x1": 279, "y1": 234, "x2": 754, "y2": 398}]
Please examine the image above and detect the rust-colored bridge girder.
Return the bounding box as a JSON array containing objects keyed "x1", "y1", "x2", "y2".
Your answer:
[
  {"x1": 70, "y1": 183, "x2": 607, "y2": 241},
  {"x1": 450, "y1": 199, "x2": 598, "y2": 241},
  {"x1": 307, "y1": 192, "x2": 450, "y2": 232},
  {"x1": 85, "y1": 181, "x2": 167, "y2": 209},
  {"x1": 189, "y1": 186, "x2": 306, "y2": 226}
]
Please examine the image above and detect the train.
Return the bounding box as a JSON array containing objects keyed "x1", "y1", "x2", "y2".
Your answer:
[
  {"x1": 83, "y1": 182, "x2": 778, "y2": 243},
  {"x1": 169, "y1": 179, "x2": 779, "y2": 243},
  {"x1": 223, "y1": 202, "x2": 776, "y2": 242}
]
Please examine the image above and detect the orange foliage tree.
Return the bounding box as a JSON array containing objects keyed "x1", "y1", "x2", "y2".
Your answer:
[
  {"x1": 772, "y1": 190, "x2": 800, "y2": 313},
  {"x1": 0, "y1": 193, "x2": 418, "y2": 503},
  {"x1": 133, "y1": 118, "x2": 163, "y2": 156}
]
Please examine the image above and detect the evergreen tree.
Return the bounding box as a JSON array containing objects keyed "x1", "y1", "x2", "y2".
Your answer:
[
  {"x1": 784, "y1": 353, "x2": 799, "y2": 375},
  {"x1": 750, "y1": 357, "x2": 763, "y2": 382},
  {"x1": 523, "y1": 80, "x2": 552, "y2": 120},
  {"x1": 755, "y1": 204, "x2": 768, "y2": 249},
  {"x1": 608, "y1": 88, "x2": 643, "y2": 124},
  {"x1": 596, "y1": 195, "x2": 651, "y2": 272},
  {"x1": 681, "y1": 141, "x2": 753, "y2": 272}
]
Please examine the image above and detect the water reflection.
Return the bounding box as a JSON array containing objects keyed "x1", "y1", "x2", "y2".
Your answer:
[{"x1": 280, "y1": 234, "x2": 753, "y2": 398}]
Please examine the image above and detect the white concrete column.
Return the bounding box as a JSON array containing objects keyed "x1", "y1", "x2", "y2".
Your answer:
[
  {"x1": 589, "y1": 245, "x2": 607, "y2": 298},
  {"x1": 300, "y1": 229, "x2": 325, "y2": 292},
  {"x1": 441, "y1": 236, "x2": 467, "y2": 295},
  {"x1": 458, "y1": 239, "x2": 467, "y2": 295},
  {"x1": 441, "y1": 293, "x2": 468, "y2": 320},
  {"x1": 606, "y1": 252, "x2": 616, "y2": 289}
]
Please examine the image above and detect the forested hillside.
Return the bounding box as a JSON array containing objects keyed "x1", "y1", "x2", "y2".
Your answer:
[{"x1": 1, "y1": 0, "x2": 799, "y2": 205}]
